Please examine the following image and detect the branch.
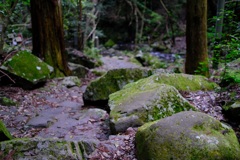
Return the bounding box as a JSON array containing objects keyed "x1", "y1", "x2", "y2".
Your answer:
[
  {"x1": 0, "y1": 69, "x2": 15, "y2": 83},
  {"x1": 160, "y1": 0, "x2": 170, "y2": 15}
]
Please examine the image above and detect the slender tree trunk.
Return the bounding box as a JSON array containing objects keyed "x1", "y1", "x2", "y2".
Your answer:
[
  {"x1": 0, "y1": 25, "x2": 6, "y2": 56},
  {"x1": 212, "y1": 0, "x2": 225, "y2": 69},
  {"x1": 185, "y1": 0, "x2": 209, "y2": 77},
  {"x1": 30, "y1": 0, "x2": 71, "y2": 77},
  {"x1": 77, "y1": 0, "x2": 84, "y2": 51}
]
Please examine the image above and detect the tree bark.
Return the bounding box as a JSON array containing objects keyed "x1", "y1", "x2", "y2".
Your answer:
[
  {"x1": 77, "y1": 0, "x2": 84, "y2": 51},
  {"x1": 30, "y1": 0, "x2": 71, "y2": 77},
  {"x1": 185, "y1": 0, "x2": 209, "y2": 77},
  {"x1": 212, "y1": 0, "x2": 225, "y2": 69}
]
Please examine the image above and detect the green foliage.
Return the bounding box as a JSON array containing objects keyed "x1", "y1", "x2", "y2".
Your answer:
[
  {"x1": 141, "y1": 53, "x2": 167, "y2": 69},
  {"x1": 194, "y1": 61, "x2": 210, "y2": 76},
  {"x1": 208, "y1": 4, "x2": 240, "y2": 64},
  {"x1": 0, "y1": 97, "x2": 17, "y2": 106},
  {"x1": 83, "y1": 46, "x2": 103, "y2": 66},
  {"x1": 104, "y1": 39, "x2": 115, "y2": 48}
]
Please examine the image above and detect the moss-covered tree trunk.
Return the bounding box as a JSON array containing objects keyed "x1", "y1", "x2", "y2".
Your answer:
[
  {"x1": 30, "y1": 0, "x2": 71, "y2": 77},
  {"x1": 185, "y1": 0, "x2": 209, "y2": 77}
]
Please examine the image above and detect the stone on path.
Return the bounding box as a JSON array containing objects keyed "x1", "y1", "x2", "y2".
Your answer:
[
  {"x1": 83, "y1": 68, "x2": 153, "y2": 103},
  {"x1": 136, "y1": 111, "x2": 240, "y2": 160},
  {"x1": 0, "y1": 50, "x2": 53, "y2": 88},
  {"x1": 0, "y1": 138, "x2": 97, "y2": 160},
  {"x1": 109, "y1": 82, "x2": 196, "y2": 133}
]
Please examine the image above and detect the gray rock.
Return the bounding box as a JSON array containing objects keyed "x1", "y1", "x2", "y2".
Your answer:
[
  {"x1": 68, "y1": 62, "x2": 89, "y2": 78},
  {"x1": 136, "y1": 111, "x2": 240, "y2": 160},
  {"x1": 109, "y1": 83, "x2": 196, "y2": 133},
  {"x1": 36, "y1": 108, "x2": 110, "y2": 141},
  {"x1": 67, "y1": 49, "x2": 99, "y2": 69},
  {"x1": 61, "y1": 76, "x2": 81, "y2": 88},
  {"x1": 83, "y1": 68, "x2": 153, "y2": 102},
  {"x1": 0, "y1": 138, "x2": 98, "y2": 160}
]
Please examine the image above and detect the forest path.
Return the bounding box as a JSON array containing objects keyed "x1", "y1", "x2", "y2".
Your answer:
[{"x1": 0, "y1": 55, "x2": 140, "y2": 159}]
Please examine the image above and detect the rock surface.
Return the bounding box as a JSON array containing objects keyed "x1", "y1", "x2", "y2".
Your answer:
[
  {"x1": 143, "y1": 73, "x2": 218, "y2": 91},
  {"x1": 0, "y1": 138, "x2": 97, "y2": 160},
  {"x1": 67, "y1": 49, "x2": 100, "y2": 69},
  {"x1": 68, "y1": 62, "x2": 89, "y2": 78},
  {"x1": 83, "y1": 68, "x2": 153, "y2": 102},
  {"x1": 136, "y1": 111, "x2": 240, "y2": 160},
  {"x1": 109, "y1": 82, "x2": 196, "y2": 133}
]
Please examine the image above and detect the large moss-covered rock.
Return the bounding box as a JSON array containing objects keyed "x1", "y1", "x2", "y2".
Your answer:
[
  {"x1": 83, "y1": 68, "x2": 153, "y2": 102},
  {"x1": 0, "y1": 120, "x2": 12, "y2": 142},
  {"x1": 0, "y1": 138, "x2": 97, "y2": 160},
  {"x1": 109, "y1": 81, "x2": 197, "y2": 133},
  {"x1": 136, "y1": 111, "x2": 240, "y2": 160},
  {"x1": 0, "y1": 51, "x2": 53, "y2": 86},
  {"x1": 140, "y1": 73, "x2": 218, "y2": 91}
]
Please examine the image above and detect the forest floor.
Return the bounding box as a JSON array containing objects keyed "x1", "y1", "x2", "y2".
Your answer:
[{"x1": 0, "y1": 40, "x2": 240, "y2": 159}]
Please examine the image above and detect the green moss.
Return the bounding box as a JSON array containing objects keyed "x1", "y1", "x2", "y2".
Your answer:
[
  {"x1": 104, "y1": 39, "x2": 115, "y2": 48},
  {"x1": 109, "y1": 82, "x2": 197, "y2": 133},
  {"x1": 0, "y1": 120, "x2": 12, "y2": 141},
  {"x1": 1, "y1": 51, "x2": 53, "y2": 83},
  {"x1": 142, "y1": 53, "x2": 168, "y2": 69},
  {"x1": 151, "y1": 73, "x2": 218, "y2": 91},
  {"x1": 84, "y1": 68, "x2": 153, "y2": 101},
  {"x1": 136, "y1": 111, "x2": 240, "y2": 160},
  {"x1": 0, "y1": 97, "x2": 17, "y2": 106}
]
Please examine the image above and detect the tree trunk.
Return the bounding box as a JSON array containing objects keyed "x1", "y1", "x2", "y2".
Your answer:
[
  {"x1": 30, "y1": 0, "x2": 71, "y2": 77},
  {"x1": 0, "y1": 25, "x2": 5, "y2": 56},
  {"x1": 185, "y1": 0, "x2": 209, "y2": 77},
  {"x1": 77, "y1": 0, "x2": 84, "y2": 51},
  {"x1": 212, "y1": 0, "x2": 225, "y2": 69}
]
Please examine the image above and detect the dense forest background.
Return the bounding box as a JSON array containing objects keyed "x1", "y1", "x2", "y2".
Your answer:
[{"x1": 0, "y1": 0, "x2": 239, "y2": 76}]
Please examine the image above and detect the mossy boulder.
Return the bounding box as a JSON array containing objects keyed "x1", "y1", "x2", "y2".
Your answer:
[
  {"x1": 141, "y1": 73, "x2": 218, "y2": 91},
  {"x1": 0, "y1": 120, "x2": 12, "y2": 142},
  {"x1": 136, "y1": 111, "x2": 240, "y2": 160},
  {"x1": 109, "y1": 81, "x2": 197, "y2": 133},
  {"x1": 0, "y1": 138, "x2": 97, "y2": 160},
  {"x1": 83, "y1": 68, "x2": 153, "y2": 103},
  {"x1": 0, "y1": 50, "x2": 53, "y2": 87}
]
